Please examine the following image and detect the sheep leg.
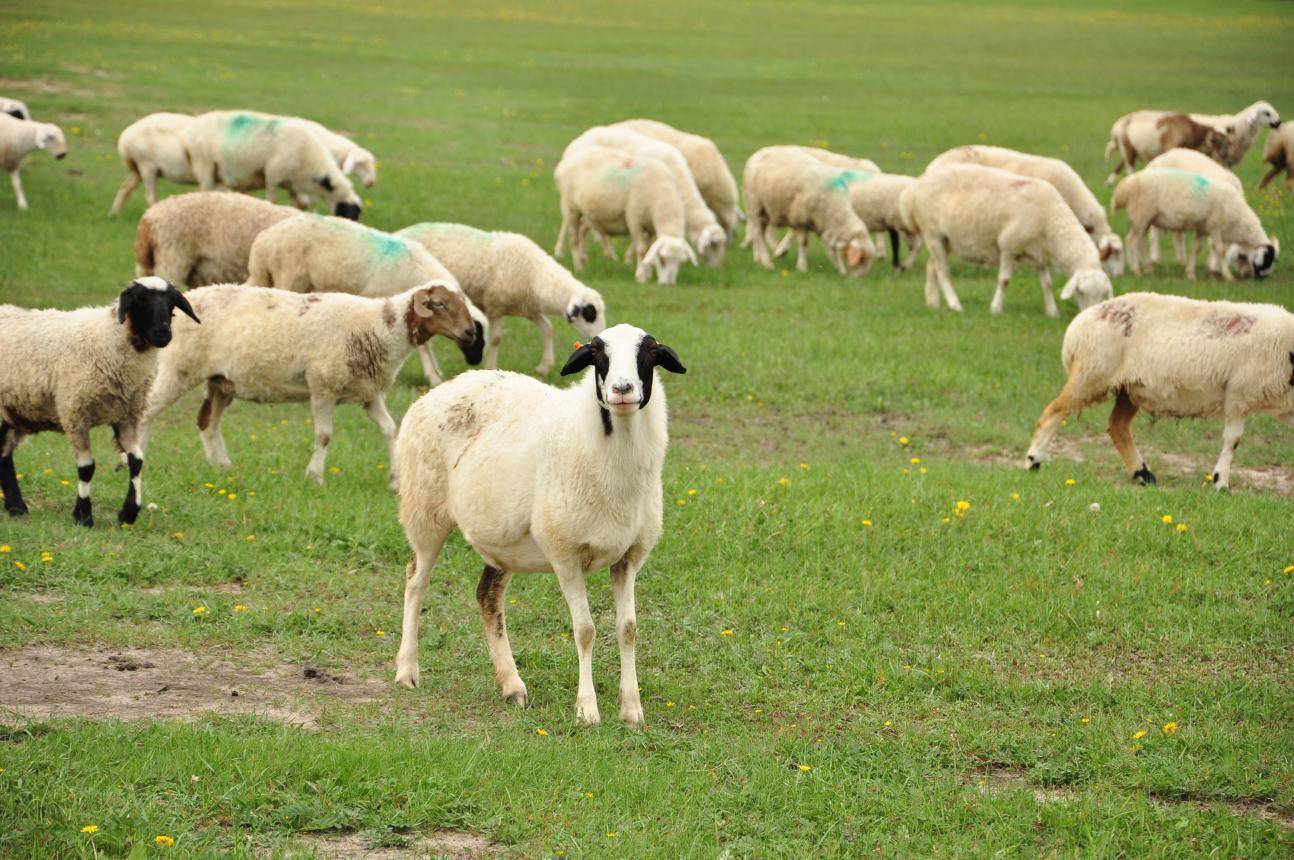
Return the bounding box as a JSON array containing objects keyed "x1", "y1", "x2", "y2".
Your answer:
[
  {"x1": 534, "y1": 316, "x2": 555, "y2": 376},
  {"x1": 0, "y1": 424, "x2": 27, "y2": 517},
  {"x1": 1210, "y1": 416, "x2": 1246, "y2": 491},
  {"x1": 190, "y1": 157, "x2": 218, "y2": 192},
  {"x1": 611, "y1": 557, "x2": 644, "y2": 725},
  {"x1": 476, "y1": 565, "x2": 528, "y2": 707},
  {"x1": 990, "y1": 253, "x2": 1015, "y2": 315},
  {"x1": 115, "y1": 423, "x2": 144, "y2": 526},
  {"x1": 798, "y1": 231, "x2": 812, "y2": 273},
  {"x1": 364, "y1": 398, "x2": 400, "y2": 492},
  {"x1": 304, "y1": 396, "x2": 335, "y2": 485},
  {"x1": 394, "y1": 530, "x2": 449, "y2": 689},
  {"x1": 1025, "y1": 365, "x2": 1085, "y2": 469},
  {"x1": 9, "y1": 169, "x2": 27, "y2": 211},
  {"x1": 1257, "y1": 165, "x2": 1281, "y2": 190},
  {"x1": 1038, "y1": 268, "x2": 1058, "y2": 319},
  {"x1": 110, "y1": 169, "x2": 141, "y2": 215},
  {"x1": 482, "y1": 317, "x2": 502, "y2": 370},
  {"x1": 923, "y1": 257, "x2": 941, "y2": 309},
  {"x1": 1107, "y1": 390, "x2": 1154, "y2": 484},
  {"x1": 900, "y1": 231, "x2": 923, "y2": 271},
  {"x1": 829, "y1": 241, "x2": 848, "y2": 276},
  {"x1": 68, "y1": 432, "x2": 96, "y2": 527},
  {"x1": 554, "y1": 210, "x2": 572, "y2": 257},
  {"x1": 926, "y1": 238, "x2": 962, "y2": 311},
  {"x1": 1184, "y1": 232, "x2": 1197, "y2": 281},
  {"x1": 416, "y1": 343, "x2": 445, "y2": 387},
  {"x1": 750, "y1": 215, "x2": 774, "y2": 269},
  {"x1": 1285, "y1": 172, "x2": 1294, "y2": 197},
  {"x1": 555, "y1": 563, "x2": 600, "y2": 725},
  {"x1": 1125, "y1": 222, "x2": 1147, "y2": 276},
  {"x1": 198, "y1": 378, "x2": 235, "y2": 469},
  {"x1": 772, "y1": 230, "x2": 794, "y2": 259},
  {"x1": 141, "y1": 166, "x2": 162, "y2": 207},
  {"x1": 1172, "y1": 229, "x2": 1187, "y2": 265}
]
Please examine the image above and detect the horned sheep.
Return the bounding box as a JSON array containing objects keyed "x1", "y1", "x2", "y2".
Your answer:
[{"x1": 0, "y1": 113, "x2": 67, "y2": 211}]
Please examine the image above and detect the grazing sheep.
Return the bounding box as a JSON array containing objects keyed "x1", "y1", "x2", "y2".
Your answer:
[
  {"x1": 1143, "y1": 149, "x2": 1244, "y2": 273},
  {"x1": 141, "y1": 283, "x2": 474, "y2": 490},
  {"x1": 1025, "y1": 292, "x2": 1294, "y2": 491},
  {"x1": 393, "y1": 324, "x2": 686, "y2": 725},
  {"x1": 298, "y1": 119, "x2": 377, "y2": 188},
  {"x1": 397, "y1": 222, "x2": 606, "y2": 375},
  {"x1": 553, "y1": 144, "x2": 697, "y2": 285},
  {"x1": 1258, "y1": 123, "x2": 1294, "y2": 196},
  {"x1": 0, "y1": 98, "x2": 30, "y2": 120},
  {"x1": 180, "y1": 110, "x2": 362, "y2": 219},
  {"x1": 110, "y1": 112, "x2": 195, "y2": 215},
  {"x1": 899, "y1": 165, "x2": 1113, "y2": 316},
  {"x1": 0, "y1": 277, "x2": 198, "y2": 526},
  {"x1": 1111, "y1": 168, "x2": 1277, "y2": 281},
  {"x1": 772, "y1": 171, "x2": 921, "y2": 271},
  {"x1": 246, "y1": 214, "x2": 487, "y2": 384},
  {"x1": 1104, "y1": 101, "x2": 1281, "y2": 183},
  {"x1": 134, "y1": 191, "x2": 299, "y2": 287},
  {"x1": 612, "y1": 118, "x2": 742, "y2": 235},
  {"x1": 0, "y1": 114, "x2": 67, "y2": 211},
  {"x1": 744, "y1": 146, "x2": 882, "y2": 251},
  {"x1": 564, "y1": 126, "x2": 727, "y2": 265},
  {"x1": 742, "y1": 146, "x2": 877, "y2": 276},
  {"x1": 928, "y1": 145, "x2": 1125, "y2": 276}
]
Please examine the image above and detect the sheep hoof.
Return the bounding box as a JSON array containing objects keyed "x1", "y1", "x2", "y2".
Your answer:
[
  {"x1": 117, "y1": 503, "x2": 140, "y2": 525},
  {"x1": 394, "y1": 666, "x2": 420, "y2": 689},
  {"x1": 503, "y1": 689, "x2": 528, "y2": 708},
  {"x1": 574, "y1": 698, "x2": 601, "y2": 726},
  {"x1": 618, "y1": 692, "x2": 644, "y2": 725},
  {"x1": 5, "y1": 504, "x2": 28, "y2": 518},
  {"x1": 1211, "y1": 472, "x2": 1229, "y2": 492},
  {"x1": 534, "y1": 364, "x2": 552, "y2": 376},
  {"x1": 1132, "y1": 466, "x2": 1156, "y2": 486},
  {"x1": 1024, "y1": 455, "x2": 1041, "y2": 471}
]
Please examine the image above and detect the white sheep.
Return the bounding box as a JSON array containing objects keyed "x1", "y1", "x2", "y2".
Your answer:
[
  {"x1": 0, "y1": 114, "x2": 67, "y2": 211},
  {"x1": 110, "y1": 112, "x2": 196, "y2": 215},
  {"x1": 180, "y1": 110, "x2": 362, "y2": 218},
  {"x1": 564, "y1": 126, "x2": 727, "y2": 265},
  {"x1": 246, "y1": 214, "x2": 488, "y2": 384},
  {"x1": 553, "y1": 144, "x2": 698, "y2": 285},
  {"x1": 1143, "y1": 148, "x2": 1244, "y2": 273},
  {"x1": 134, "y1": 191, "x2": 299, "y2": 287},
  {"x1": 141, "y1": 282, "x2": 475, "y2": 490},
  {"x1": 928, "y1": 145, "x2": 1124, "y2": 276},
  {"x1": 1025, "y1": 292, "x2": 1294, "y2": 491},
  {"x1": 397, "y1": 222, "x2": 606, "y2": 375},
  {"x1": 1111, "y1": 168, "x2": 1277, "y2": 281},
  {"x1": 1104, "y1": 101, "x2": 1281, "y2": 183},
  {"x1": 612, "y1": 118, "x2": 742, "y2": 236},
  {"x1": 298, "y1": 118, "x2": 377, "y2": 188},
  {"x1": 899, "y1": 164, "x2": 1113, "y2": 316},
  {"x1": 742, "y1": 146, "x2": 877, "y2": 276},
  {"x1": 393, "y1": 324, "x2": 686, "y2": 725},
  {"x1": 1, "y1": 98, "x2": 30, "y2": 120},
  {"x1": 0, "y1": 277, "x2": 198, "y2": 526},
  {"x1": 743, "y1": 146, "x2": 881, "y2": 251},
  {"x1": 1258, "y1": 123, "x2": 1294, "y2": 196},
  {"x1": 772, "y1": 171, "x2": 923, "y2": 271}
]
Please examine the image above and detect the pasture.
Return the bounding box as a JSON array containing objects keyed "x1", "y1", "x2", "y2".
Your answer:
[{"x1": 2, "y1": 0, "x2": 1294, "y2": 855}]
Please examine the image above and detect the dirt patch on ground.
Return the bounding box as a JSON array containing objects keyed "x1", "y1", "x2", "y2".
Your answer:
[
  {"x1": 0, "y1": 647, "x2": 384, "y2": 729},
  {"x1": 140, "y1": 580, "x2": 245, "y2": 596},
  {"x1": 289, "y1": 831, "x2": 497, "y2": 859},
  {"x1": 5, "y1": 591, "x2": 64, "y2": 605},
  {"x1": 1148, "y1": 793, "x2": 1294, "y2": 832}
]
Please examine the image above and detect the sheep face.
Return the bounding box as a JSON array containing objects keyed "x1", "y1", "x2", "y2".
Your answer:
[
  {"x1": 341, "y1": 150, "x2": 377, "y2": 187},
  {"x1": 560, "y1": 324, "x2": 686, "y2": 419},
  {"x1": 638, "y1": 237, "x2": 697, "y2": 285},
  {"x1": 37, "y1": 125, "x2": 67, "y2": 160},
  {"x1": 1230, "y1": 242, "x2": 1277, "y2": 280},
  {"x1": 1255, "y1": 104, "x2": 1281, "y2": 129},
  {"x1": 314, "y1": 172, "x2": 362, "y2": 220},
  {"x1": 116, "y1": 276, "x2": 200, "y2": 349},
  {"x1": 564, "y1": 295, "x2": 607, "y2": 340},
  {"x1": 1059, "y1": 269, "x2": 1114, "y2": 311},
  {"x1": 407, "y1": 282, "x2": 477, "y2": 349},
  {"x1": 842, "y1": 235, "x2": 876, "y2": 277},
  {"x1": 695, "y1": 224, "x2": 728, "y2": 267},
  {"x1": 1098, "y1": 234, "x2": 1125, "y2": 277}
]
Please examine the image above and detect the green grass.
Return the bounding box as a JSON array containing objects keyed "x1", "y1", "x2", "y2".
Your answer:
[{"x1": 2, "y1": 0, "x2": 1294, "y2": 856}]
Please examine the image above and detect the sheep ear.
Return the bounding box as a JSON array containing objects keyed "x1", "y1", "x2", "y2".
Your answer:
[
  {"x1": 169, "y1": 286, "x2": 200, "y2": 324},
  {"x1": 642, "y1": 242, "x2": 662, "y2": 267},
  {"x1": 683, "y1": 242, "x2": 698, "y2": 266},
  {"x1": 1099, "y1": 240, "x2": 1113, "y2": 262},
  {"x1": 317, "y1": 175, "x2": 334, "y2": 192},
  {"x1": 341, "y1": 151, "x2": 359, "y2": 174},
  {"x1": 561, "y1": 340, "x2": 597, "y2": 376},
  {"x1": 845, "y1": 242, "x2": 865, "y2": 267},
  {"x1": 116, "y1": 287, "x2": 135, "y2": 324},
  {"x1": 650, "y1": 341, "x2": 687, "y2": 375},
  {"x1": 411, "y1": 288, "x2": 436, "y2": 318},
  {"x1": 564, "y1": 302, "x2": 580, "y2": 322},
  {"x1": 581, "y1": 304, "x2": 597, "y2": 323},
  {"x1": 1271, "y1": 235, "x2": 1281, "y2": 256},
  {"x1": 1059, "y1": 273, "x2": 1080, "y2": 300}
]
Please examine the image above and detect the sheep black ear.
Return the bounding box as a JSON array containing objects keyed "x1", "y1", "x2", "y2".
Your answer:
[
  {"x1": 318, "y1": 175, "x2": 334, "y2": 192},
  {"x1": 561, "y1": 341, "x2": 598, "y2": 376},
  {"x1": 581, "y1": 304, "x2": 597, "y2": 323},
  {"x1": 116, "y1": 286, "x2": 137, "y2": 324},
  {"x1": 169, "y1": 286, "x2": 200, "y2": 324},
  {"x1": 4, "y1": 109, "x2": 22, "y2": 120},
  {"x1": 651, "y1": 341, "x2": 686, "y2": 375}
]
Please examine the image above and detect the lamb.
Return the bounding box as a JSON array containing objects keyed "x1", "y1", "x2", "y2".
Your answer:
[
  {"x1": 563, "y1": 126, "x2": 727, "y2": 265},
  {"x1": 612, "y1": 119, "x2": 742, "y2": 236},
  {"x1": 743, "y1": 146, "x2": 882, "y2": 251},
  {"x1": 397, "y1": 222, "x2": 606, "y2": 375},
  {"x1": 553, "y1": 144, "x2": 698, "y2": 285},
  {"x1": 141, "y1": 283, "x2": 474, "y2": 490},
  {"x1": 298, "y1": 118, "x2": 377, "y2": 188},
  {"x1": 927, "y1": 145, "x2": 1125, "y2": 276},
  {"x1": 0, "y1": 277, "x2": 198, "y2": 526},
  {"x1": 393, "y1": 324, "x2": 686, "y2": 725},
  {"x1": 246, "y1": 214, "x2": 487, "y2": 384},
  {"x1": 1025, "y1": 292, "x2": 1294, "y2": 491},
  {"x1": 1143, "y1": 149, "x2": 1244, "y2": 273},
  {"x1": 742, "y1": 146, "x2": 877, "y2": 276},
  {"x1": 110, "y1": 112, "x2": 196, "y2": 215},
  {"x1": 134, "y1": 191, "x2": 299, "y2": 287},
  {"x1": 180, "y1": 110, "x2": 362, "y2": 219},
  {"x1": 1104, "y1": 101, "x2": 1281, "y2": 183},
  {"x1": 1, "y1": 98, "x2": 30, "y2": 120},
  {"x1": 0, "y1": 114, "x2": 67, "y2": 211},
  {"x1": 1258, "y1": 123, "x2": 1294, "y2": 196},
  {"x1": 1111, "y1": 168, "x2": 1277, "y2": 281},
  {"x1": 898, "y1": 165, "x2": 1113, "y2": 316}
]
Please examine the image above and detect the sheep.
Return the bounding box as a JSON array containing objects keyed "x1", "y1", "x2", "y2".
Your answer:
[
  {"x1": 1191, "y1": 101, "x2": 1282, "y2": 166},
  {"x1": 771, "y1": 171, "x2": 921, "y2": 271},
  {"x1": 298, "y1": 118, "x2": 377, "y2": 188},
  {"x1": 397, "y1": 222, "x2": 607, "y2": 375},
  {"x1": 0, "y1": 277, "x2": 198, "y2": 526},
  {"x1": 563, "y1": 126, "x2": 727, "y2": 265},
  {"x1": 1024, "y1": 292, "x2": 1294, "y2": 491},
  {"x1": 1143, "y1": 149, "x2": 1244, "y2": 273},
  {"x1": 927, "y1": 145, "x2": 1125, "y2": 277},
  {"x1": 180, "y1": 110, "x2": 362, "y2": 219},
  {"x1": 246, "y1": 214, "x2": 488, "y2": 384},
  {"x1": 1258, "y1": 123, "x2": 1294, "y2": 196},
  {"x1": 141, "y1": 283, "x2": 474, "y2": 490},
  {"x1": 134, "y1": 191, "x2": 299, "y2": 287},
  {"x1": 611, "y1": 118, "x2": 742, "y2": 236},
  {"x1": 553, "y1": 144, "x2": 698, "y2": 285},
  {"x1": 743, "y1": 146, "x2": 882, "y2": 251},
  {"x1": 393, "y1": 324, "x2": 687, "y2": 725},
  {"x1": 110, "y1": 112, "x2": 196, "y2": 215},
  {"x1": 0, "y1": 114, "x2": 67, "y2": 211},
  {"x1": 742, "y1": 146, "x2": 877, "y2": 276},
  {"x1": 1, "y1": 98, "x2": 30, "y2": 120},
  {"x1": 898, "y1": 164, "x2": 1114, "y2": 316},
  {"x1": 1111, "y1": 168, "x2": 1277, "y2": 281},
  {"x1": 1104, "y1": 101, "x2": 1281, "y2": 183}
]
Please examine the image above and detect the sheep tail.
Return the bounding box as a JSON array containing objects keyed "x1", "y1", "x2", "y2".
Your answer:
[{"x1": 1109, "y1": 177, "x2": 1131, "y2": 216}]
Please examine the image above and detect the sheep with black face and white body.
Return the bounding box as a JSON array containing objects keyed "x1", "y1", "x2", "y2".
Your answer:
[
  {"x1": 394, "y1": 324, "x2": 686, "y2": 725},
  {"x1": 0, "y1": 277, "x2": 198, "y2": 526},
  {"x1": 0, "y1": 113, "x2": 67, "y2": 211},
  {"x1": 1, "y1": 98, "x2": 30, "y2": 121},
  {"x1": 1025, "y1": 292, "x2": 1294, "y2": 491}
]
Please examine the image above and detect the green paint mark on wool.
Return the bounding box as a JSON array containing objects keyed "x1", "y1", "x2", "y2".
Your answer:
[
  {"x1": 827, "y1": 169, "x2": 876, "y2": 191},
  {"x1": 603, "y1": 163, "x2": 642, "y2": 186},
  {"x1": 1159, "y1": 168, "x2": 1212, "y2": 196},
  {"x1": 370, "y1": 231, "x2": 410, "y2": 260}
]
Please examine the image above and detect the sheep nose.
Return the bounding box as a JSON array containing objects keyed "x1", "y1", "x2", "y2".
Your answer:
[{"x1": 611, "y1": 382, "x2": 635, "y2": 396}]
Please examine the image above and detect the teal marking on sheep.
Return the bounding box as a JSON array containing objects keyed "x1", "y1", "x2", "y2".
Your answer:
[
  {"x1": 370, "y1": 231, "x2": 410, "y2": 261},
  {"x1": 828, "y1": 169, "x2": 876, "y2": 191},
  {"x1": 1160, "y1": 168, "x2": 1212, "y2": 197},
  {"x1": 603, "y1": 163, "x2": 642, "y2": 187}
]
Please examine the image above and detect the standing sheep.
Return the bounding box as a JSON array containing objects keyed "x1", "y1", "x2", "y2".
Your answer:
[
  {"x1": 0, "y1": 114, "x2": 67, "y2": 211},
  {"x1": 1, "y1": 98, "x2": 31, "y2": 120},
  {"x1": 1025, "y1": 292, "x2": 1294, "y2": 491},
  {"x1": 397, "y1": 223, "x2": 606, "y2": 375},
  {"x1": 393, "y1": 325, "x2": 686, "y2": 725},
  {"x1": 141, "y1": 283, "x2": 474, "y2": 489},
  {"x1": 247, "y1": 214, "x2": 487, "y2": 384},
  {"x1": 135, "y1": 191, "x2": 299, "y2": 287},
  {"x1": 0, "y1": 277, "x2": 199, "y2": 526},
  {"x1": 928, "y1": 145, "x2": 1124, "y2": 276},
  {"x1": 1258, "y1": 123, "x2": 1294, "y2": 196},
  {"x1": 110, "y1": 112, "x2": 196, "y2": 215},
  {"x1": 1104, "y1": 101, "x2": 1281, "y2": 183},
  {"x1": 612, "y1": 118, "x2": 742, "y2": 236},
  {"x1": 898, "y1": 165, "x2": 1113, "y2": 316},
  {"x1": 1143, "y1": 149, "x2": 1244, "y2": 273}
]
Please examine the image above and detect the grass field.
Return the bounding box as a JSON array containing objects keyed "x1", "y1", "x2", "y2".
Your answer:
[{"x1": 2, "y1": 0, "x2": 1294, "y2": 856}]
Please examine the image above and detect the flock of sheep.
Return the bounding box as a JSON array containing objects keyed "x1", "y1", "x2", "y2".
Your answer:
[{"x1": 0, "y1": 95, "x2": 1292, "y2": 724}]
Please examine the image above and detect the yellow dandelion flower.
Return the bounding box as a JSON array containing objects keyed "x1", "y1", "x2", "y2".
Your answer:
[
  {"x1": 799, "y1": 462, "x2": 809, "y2": 471},
  {"x1": 956, "y1": 500, "x2": 970, "y2": 512},
  {"x1": 798, "y1": 764, "x2": 811, "y2": 772},
  {"x1": 192, "y1": 606, "x2": 206, "y2": 615},
  {"x1": 606, "y1": 832, "x2": 618, "y2": 838},
  {"x1": 244, "y1": 534, "x2": 256, "y2": 542},
  {"x1": 536, "y1": 728, "x2": 548, "y2": 736},
  {"x1": 1175, "y1": 523, "x2": 1188, "y2": 532},
  {"x1": 910, "y1": 457, "x2": 921, "y2": 465},
  {"x1": 676, "y1": 498, "x2": 686, "y2": 507},
  {"x1": 203, "y1": 482, "x2": 214, "y2": 489},
  {"x1": 173, "y1": 532, "x2": 184, "y2": 540},
  {"x1": 60, "y1": 479, "x2": 70, "y2": 486},
  {"x1": 746, "y1": 394, "x2": 754, "y2": 401},
  {"x1": 81, "y1": 825, "x2": 99, "y2": 834},
  {"x1": 154, "y1": 834, "x2": 174, "y2": 847},
  {"x1": 217, "y1": 488, "x2": 227, "y2": 495},
  {"x1": 883, "y1": 720, "x2": 893, "y2": 726},
  {"x1": 1133, "y1": 730, "x2": 1147, "y2": 740},
  {"x1": 374, "y1": 629, "x2": 386, "y2": 636},
  {"x1": 1011, "y1": 492, "x2": 1020, "y2": 501},
  {"x1": 40, "y1": 553, "x2": 53, "y2": 562},
  {"x1": 248, "y1": 491, "x2": 255, "y2": 497},
  {"x1": 233, "y1": 604, "x2": 248, "y2": 613},
  {"x1": 1161, "y1": 514, "x2": 1173, "y2": 524},
  {"x1": 665, "y1": 701, "x2": 675, "y2": 708},
  {"x1": 1065, "y1": 478, "x2": 1076, "y2": 486},
  {"x1": 687, "y1": 488, "x2": 697, "y2": 496},
  {"x1": 720, "y1": 628, "x2": 734, "y2": 636},
  {"x1": 1162, "y1": 721, "x2": 1179, "y2": 734},
  {"x1": 778, "y1": 476, "x2": 790, "y2": 487},
  {"x1": 0, "y1": 545, "x2": 9, "y2": 552},
  {"x1": 14, "y1": 561, "x2": 26, "y2": 571},
  {"x1": 1081, "y1": 717, "x2": 1090, "y2": 724},
  {"x1": 902, "y1": 468, "x2": 910, "y2": 475},
  {"x1": 1285, "y1": 565, "x2": 1294, "y2": 574},
  {"x1": 941, "y1": 517, "x2": 950, "y2": 524},
  {"x1": 898, "y1": 436, "x2": 909, "y2": 445},
  {"x1": 861, "y1": 519, "x2": 873, "y2": 527},
  {"x1": 376, "y1": 463, "x2": 386, "y2": 470},
  {"x1": 919, "y1": 467, "x2": 927, "y2": 474},
  {"x1": 227, "y1": 493, "x2": 237, "y2": 500}
]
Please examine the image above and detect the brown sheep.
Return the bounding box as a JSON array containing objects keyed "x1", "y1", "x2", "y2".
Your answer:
[{"x1": 1155, "y1": 114, "x2": 1230, "y2": 164}]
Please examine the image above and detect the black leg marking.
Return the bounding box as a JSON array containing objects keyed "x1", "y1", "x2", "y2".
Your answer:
[
  {"x1": 72, "y1": 460, "x2": 96, "y2": 526},
  {"x1": 118, "y1": 453, "x2": 142, "y2": 525},
  {"x1": 0, "y1": 426, "x2": 27, "y2": 517},
  {"x1": 599, "y1": 406, "x2": 612, "y2": 437},
  {"x1": 476, "y1": 565, "x2": 508, "y2": 638},
  {"x1": 1133, "y1": 465, "x2": 1156, "y2": 485},
  {"x1": 888, "y1": 228, "x2": 900, "y2": 269}
]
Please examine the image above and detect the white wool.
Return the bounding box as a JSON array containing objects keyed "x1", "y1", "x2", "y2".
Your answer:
[
  {"x1": 612, "y1": 119, "x2": 742, "y2": 236},
  {"x1": 1142, "y1": 149, "x2": 1244, "y2": 275},
  {"x1": 297, "y1": 118, "x2": 377, "y2": 187},
  {"x1": 1104, "y1": 101, "x2": 1281, "y2": 183},
  {"x1": 0, "y1": 97, "x2": 31, "y2": 121},
  {"x1": 0, "y1": 114, "x2": 68, "y2": 211},
  {"x1": 110, "y1": 112, "x2": 196, "y2": 215}
]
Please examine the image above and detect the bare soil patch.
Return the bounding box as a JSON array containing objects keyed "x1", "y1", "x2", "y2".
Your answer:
[
  {"x1": 290, "y1": 831, "x2": 496, "y2": 859},
  {"x1": 0, "y1": 646, "x2": 384, "y2": 729},
  {"x1": 140, "y1": 580, "x2": 245, "y2": 596}
]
